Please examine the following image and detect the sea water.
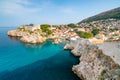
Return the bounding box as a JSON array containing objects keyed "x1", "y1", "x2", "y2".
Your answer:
[{"x1": 0, "y1": 27, "x2": 80, "y2": 80}]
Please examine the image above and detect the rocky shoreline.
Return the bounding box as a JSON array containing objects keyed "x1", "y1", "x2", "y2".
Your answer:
[
  {"x1": 7, "y1": 24, "x2": 80, "y2": 44},
  {"x1": 7, "y1": 30, "x2": 62, "y2": 44},
  {"x1": 64, "y1": 39, "x2": 120, "y2": 80},
  {"x1": 8, "y1": 28, "x2": 120, "y2": 80},
  {"x1": 7, "y1": 30, "x2": 46, "y2": 44}
]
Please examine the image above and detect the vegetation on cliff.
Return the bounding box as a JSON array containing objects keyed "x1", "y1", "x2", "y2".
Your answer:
[
  {"x1": 40, "y1": 24, "x2": 52, "y2": 36},
  {"x1": 76, "y1": 31, "x2": 93, "y2": 38},
  {"x1": 67, "y1": 23, "x2": 77, "y2": 28},
  {"x1": 91, "y1": 29, "x2": 99, "y2": 36}
]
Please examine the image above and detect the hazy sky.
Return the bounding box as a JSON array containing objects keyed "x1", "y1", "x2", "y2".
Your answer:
[{"x1": 0, "y1": 0, "x2": 120, "y2": 27}]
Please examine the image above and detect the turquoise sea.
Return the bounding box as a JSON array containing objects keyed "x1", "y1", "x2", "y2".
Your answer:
[{"x1": 0, "y1": 27, "x2": 80, "y2": 80}]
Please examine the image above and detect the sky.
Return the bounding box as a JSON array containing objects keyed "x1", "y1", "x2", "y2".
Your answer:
[{"x1": 0, "y1": 0, "x2": 120, "y2": 27}]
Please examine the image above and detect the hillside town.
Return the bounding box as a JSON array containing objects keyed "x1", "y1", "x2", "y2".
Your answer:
[
  {"x1": 79, "y1": 19, "x2": 120, "y2": 41},
  {"x1": 8, "y1": 19, "x2": 120, "y2": 44},
  {"x1": 7, "y1": 24, "x2": 78, "y2": 44}
]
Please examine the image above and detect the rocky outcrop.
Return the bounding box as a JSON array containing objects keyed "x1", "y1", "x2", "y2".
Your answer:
[
  {"x1": 65, "y1": 39, "x2": 120, "y2": 80},
  {"x1": 53, "y1": 39, "x2": 61, "y2": 44},
  {"x1": 64, "y1": 39, "x2": 91, "y2": 56},
  {"x1": 64, "y1": 40, "x2": 77, "y2": 50},
  {"x1": 7, "y1": 30, "x2": 29, "y2": 37},
  {"x1": 7, "y1": 30, "x2": 46, "y2": 43},
  {"x1": 8, "y1": 30, "x2": 19, "y2": 37},
  {"x1": 20, "y1": 35, "x2": 46, "y2": 44}
]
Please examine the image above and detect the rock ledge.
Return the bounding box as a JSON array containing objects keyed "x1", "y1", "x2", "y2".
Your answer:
[{"x1": 65, "y1": 39, "x2": 120, "y2": 80}]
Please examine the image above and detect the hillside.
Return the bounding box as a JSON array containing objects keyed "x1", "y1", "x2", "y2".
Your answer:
[{"x1": 78, "y1": 7, "x2": 120, "y2": 24}]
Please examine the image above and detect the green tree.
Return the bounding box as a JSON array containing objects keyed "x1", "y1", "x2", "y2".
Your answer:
[
  {"x1": 40, "y1": 24, "x2": 52, "y2": 35},
  {"x1": 40, "y1": 24, "x2": 50, "y2": 32},
  {"x1": 77, "y1": 31, "x2": 93, "y2": 39},
  {"x1": 46, "y1": 29, "x2": 52, "y2": 35},
  {"x1": 91, "y1": 29, "x2": 99, "y2": 36},
  {"x1": 29, "y1": 23, "x2": 34, "y2": 26},
  {"x1": 67, "y1": 23, "x2": 77, "y2": 28},
  {"x1": 109, "y1": 28, "x2": 119, "y2": 32}
]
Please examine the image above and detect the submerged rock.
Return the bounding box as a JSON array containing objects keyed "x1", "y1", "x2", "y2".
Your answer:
[{"x1": 53, "y1": 39, "x2": 61, "y2": 44}]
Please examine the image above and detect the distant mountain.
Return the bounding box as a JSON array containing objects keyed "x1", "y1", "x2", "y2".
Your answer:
[{"x1": 78, "y1": 7, "x2": 120, "y2": 24}]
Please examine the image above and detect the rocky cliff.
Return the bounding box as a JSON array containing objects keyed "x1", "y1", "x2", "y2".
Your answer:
[
  {"x1": 7, "y1": 30, "x2": 46, "y2": 43},
  {"x1": 64, "y1": 39, "x2": 120, "y2": 80}
]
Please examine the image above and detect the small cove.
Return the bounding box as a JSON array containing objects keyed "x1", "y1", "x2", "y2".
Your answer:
[{"x1": 0, "y1": 27, "x2": 80, "y2": 80}]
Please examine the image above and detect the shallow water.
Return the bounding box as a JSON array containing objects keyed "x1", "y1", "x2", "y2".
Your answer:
[{"x1": 0, "y1": 27, "x2": 80, "y2": 80}]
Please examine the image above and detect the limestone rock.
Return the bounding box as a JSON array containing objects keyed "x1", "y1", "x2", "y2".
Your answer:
[
  {"x1": 65, "y1": 38, "x2": 120, "y2": 80},
  {"x1": 20, "y1": 35, "x2": 46, "y2": 43},
  {"x1": 8, "y1": 30, "x2": 46, "y2": 44},
  {"x1": 7, "y1": 30, "x2": 17, "y2": 36}
]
